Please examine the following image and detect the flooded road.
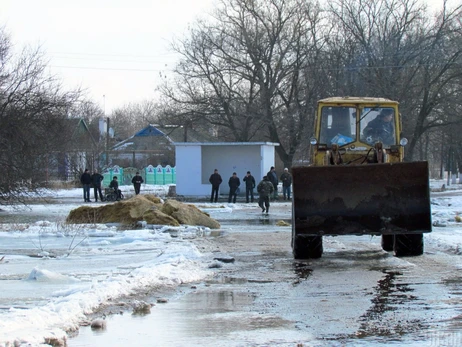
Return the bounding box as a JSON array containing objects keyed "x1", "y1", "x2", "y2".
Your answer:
[{"x1": 69, "y1": 203, "x2": 462, "y2": 347}]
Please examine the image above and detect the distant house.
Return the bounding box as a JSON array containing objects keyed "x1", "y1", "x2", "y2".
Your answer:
[
  {"x1": 48, "y1": 118, "x2": 97, "y2": 181},
  {"x1": 109, "y1": 125, "x2": 175, "y2": 168},
  {"x1": 109, "y1": 124, "x2": 217, "y2": 168}
]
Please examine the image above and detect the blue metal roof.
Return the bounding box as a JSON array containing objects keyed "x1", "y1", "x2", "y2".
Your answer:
[{"x1": 134, "y1": 125, "x2": 165, "y2": 137}]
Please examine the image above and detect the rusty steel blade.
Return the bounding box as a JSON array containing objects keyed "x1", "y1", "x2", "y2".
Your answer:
[{"x1": 292, "y1": 162, "x2": 432, "y2": 236}]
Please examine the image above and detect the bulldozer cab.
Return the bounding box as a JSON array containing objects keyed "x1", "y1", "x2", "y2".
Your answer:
[
  {"x1": 292, "y1": 97, "x2": 431, "y2": 259},
  {"x1": 319, "y1": 106, "x2": 356, "y2": 146},
  {"x1": 313, "y1": 98, "x2": 402, "y2": 165},
  {"x1": 319, "y1": 105, "x2": 397, "y2": 147}
]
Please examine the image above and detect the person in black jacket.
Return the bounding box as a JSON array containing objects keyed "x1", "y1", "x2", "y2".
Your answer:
[
  {"x1": 80, "y1": 169, "x2": 92, "y2": 202},
  {"x1": 363, "y1": 108, "x2": 395, "y2": 145},
  {"x1": 243, "y1": 171, "x2": 256, "y2": 203},
  {"x1": 279, "y1": 168, "x2": 292, "y2": 200},
  {"x1": 266, "y1": 166, "x2": 279, "y2": 199},
  {"x1": 209, "y1": 169, "x2": 223, "y2": 203},
  {"x1": 91, "y1": 169, "x2": 104, "y2": 202},
  {"x1": 109, "y1": 176, "x2": 122, "y2": 200},
  {"x1": 228, "y1": 172, "x2": 240, "y2": 203},
  {"x1": 257, "y1": 176, "x2": 274, "y2": 214},
  {"x1": 131, "y1": 172, "x2": 144, "y2": 195}
]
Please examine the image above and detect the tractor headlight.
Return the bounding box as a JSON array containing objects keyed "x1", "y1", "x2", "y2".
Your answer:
[
  {"x1": 310, "y1": 137, "x2": 318, "y2": 145},
  {"x1": 400, "y1": 138, "x2": 408, "y2": 146}
]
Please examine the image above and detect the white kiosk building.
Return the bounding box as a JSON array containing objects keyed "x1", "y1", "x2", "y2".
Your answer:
[{"x1": 175, "y1": 142, "x2": 279, "y2": 196}]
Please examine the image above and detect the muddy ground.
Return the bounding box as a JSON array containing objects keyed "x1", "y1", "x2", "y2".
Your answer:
[{"x1": 68, "y1": 201, "x2": 462, "y2": 347}]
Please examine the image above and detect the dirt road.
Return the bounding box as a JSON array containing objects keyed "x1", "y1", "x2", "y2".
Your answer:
[{"x1": 70, "y1": 202, "x2": 462, "y2": 347}]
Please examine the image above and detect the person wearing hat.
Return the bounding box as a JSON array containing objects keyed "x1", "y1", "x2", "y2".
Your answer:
[
  {"x1": 280, "y1": 168, "x2": 292, "y2": 200},
  {"x1": 91, "y1": 169, "x2": 105, "y2": 202},
  {"x1": 266, "y1": 166, "x2": 279, "y2": 199},
  {"x1": 257, "y1": 176, "x2": 274, "y2": 214},
  {"x1": 243, "y1": 171, "x2": 256, "y2": 203},
  {"x1": 363, "y1": 108, "x2": 395, "y2": 145},
  {"x1": 131, "y1": 171, "x2": 144, "y2": 195},
  {"x1": 209, "y1": 169, "x2": 223, "y2": 203},
  {"x1": 228, "y1": 172, "x2": 241, "y2": 203},
  {"x1": 109, "y1": 176, "x2": 122, "y2": 200},
  {"x1": 80, "y1": 168, "x2": 92, "y2": 202}
]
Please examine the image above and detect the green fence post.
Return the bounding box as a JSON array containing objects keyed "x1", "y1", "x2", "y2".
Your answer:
[
  {"x1": 165, "y1": 165, "x2": 173, "y2": 184},
  {"x1": 145, "y1": 165, "x2": 155, "y2": 185},
  {"x1": 153, "y1": 165, "x2": 160, "y2": 185}
]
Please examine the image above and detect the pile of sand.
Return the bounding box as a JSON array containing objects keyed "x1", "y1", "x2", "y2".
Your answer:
[{"x1": 66, "y1": 195, "x2": 220, "y2": 229}]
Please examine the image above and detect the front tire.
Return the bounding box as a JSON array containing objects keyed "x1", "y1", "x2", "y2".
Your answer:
[
  {"x1": 393, "y1": 233, "x2": 424, "y2": 257},
  {"x1": 381, "y1": 235, "x2": 394, "y2": 252},
  {"x1": 293, "y1": 234, "x2": 323, "y2": 259}
]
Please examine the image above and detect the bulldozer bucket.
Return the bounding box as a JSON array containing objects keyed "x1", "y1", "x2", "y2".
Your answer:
[{"x1": 292, "y1": 162, "x2": 432, "y2": 236}]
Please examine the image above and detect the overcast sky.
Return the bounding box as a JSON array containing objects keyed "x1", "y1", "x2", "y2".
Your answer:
[{"x1": 0, "y1": 0, "x2": 455, "y2": 114}]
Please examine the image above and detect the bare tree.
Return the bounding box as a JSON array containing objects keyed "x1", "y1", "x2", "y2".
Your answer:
[
  {"x1": 326, "y1": 0, "x2": 462, "y2": 161},
  {"x1": 110, "y1": 100, "x2": 161, "y2": 140},
  {"x1": 0, "y1": 28, "x2": 81, "y2": 205},
  {"x1": 160, "y1": 0, "x2": 326, "y2": 167}
]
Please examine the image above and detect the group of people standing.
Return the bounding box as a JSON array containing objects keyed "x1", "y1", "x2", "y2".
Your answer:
[
  {"x1": 80, "y1": 170, "x2": 144, "y2": 203},
  {"x1": 80, "y1": 169, "x2": 105, "y2": 202},
  {"x1": 208, "y1": 166, "x2": 293, "y2": 213}
]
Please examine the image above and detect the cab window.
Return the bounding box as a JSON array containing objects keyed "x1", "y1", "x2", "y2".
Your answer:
[{"x1": 319, "y1": 106, "x2": 356, "y2": 146}]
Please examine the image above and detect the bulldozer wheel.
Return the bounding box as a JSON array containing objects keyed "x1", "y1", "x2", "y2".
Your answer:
[
  {"x1": 381, "y1": 235, "x2": 394, "y2": 252},
  {"x1": 293, "y1": 235, "x2": 323, "y2": 259},
  {"x1": 393, "y1": 234, "x2": 424, "y2": 257}
]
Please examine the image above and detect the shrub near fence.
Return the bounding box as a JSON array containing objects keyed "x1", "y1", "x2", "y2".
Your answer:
[{"x1": 103, "y1": 165, "x2": 176, "y2": 186}]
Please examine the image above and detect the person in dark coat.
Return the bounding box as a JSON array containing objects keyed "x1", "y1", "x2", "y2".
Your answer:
[
  {"x1": 91, "y1": 169, "x2": 104, "y2": 202},
  {"x1": 363, "y1": 108, "x2": 395, "y2": 145},
  {"x1": 266, "y1": 166, "x2": 279, "y2": 199},
  {"x1": 243, "y1": 171, "x2": 256, "y2": 203},
  {"x1": 257, "y1": 176, "x2": 274, "y2": 214},
  {"x1": 279, "y1": 168, "x2": 292, "y2": 200},
  {"x1": 80, "y1": 169, "x2": 92, "y2": 202},
  {"x1": 228, "y1": 172, "x2": 240, "y2": 203},
  {"x1": 109, "y1": 176, "x2": 122, "y2": 200},
  {"x1": 131, "y1": 172, "x2": 144, "y2": 195},
  {"x1": 209, "y1": 169, "x2": 223, "y2": 203}
]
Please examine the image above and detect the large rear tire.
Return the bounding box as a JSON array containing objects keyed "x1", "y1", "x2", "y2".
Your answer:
[
  {"x1": 393, "y1": 233, "x2": 424, "y2": 257},
  {"x1": 381, "y1": 235, "x2": 394, "y2": 252},
  {"x1": 293, "y1": 235, "x2": 323, "y2": 259}
]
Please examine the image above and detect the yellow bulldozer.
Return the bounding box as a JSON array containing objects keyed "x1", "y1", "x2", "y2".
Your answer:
[{"x1": 291, "y1": 97, "x2": 432, "y2": 259}]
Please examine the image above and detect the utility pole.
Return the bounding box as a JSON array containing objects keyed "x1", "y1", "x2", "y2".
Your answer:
[
  {"x1": 103, "y1": 95, "x2": 109, "y2": 167},
  {"x1": 106, "y1": 117, "x2": 110, "y2": 166}
]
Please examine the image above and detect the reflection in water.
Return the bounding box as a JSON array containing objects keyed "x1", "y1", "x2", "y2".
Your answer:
[{"x1": 220, "y1": 219, "x2": 291, "y2": 226}]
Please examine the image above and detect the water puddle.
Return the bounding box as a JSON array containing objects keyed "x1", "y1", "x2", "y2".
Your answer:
[{"x1": 69, "y1": 287, "x2": 292, "y2": 347}]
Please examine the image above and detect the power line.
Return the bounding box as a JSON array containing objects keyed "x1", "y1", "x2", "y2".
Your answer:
[
  {"x1": 49, "y1": 51, "x2": 178, "y2": 58},
  {"x1": 49, "y1": 65, "x2": 175, "y2": 72}
]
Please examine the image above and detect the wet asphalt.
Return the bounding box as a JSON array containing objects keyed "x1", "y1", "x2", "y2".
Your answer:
[{"x1": 67, "y1": 201, "x2": 462, "y2": 347}]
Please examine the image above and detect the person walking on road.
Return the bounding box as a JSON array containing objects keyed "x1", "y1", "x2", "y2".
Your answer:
[
  {"x1": 131, "y1": 172, "x2": 144, "y2": 195},
  {"x1": 80, "y1": 169, "x2": 92, "y2": 202},
  {"x1": 257, "y1": 176, "x2": 274, "y2": 214},
  {"x1": 91, "y1": 169, "x2": 104, "y2": 202},
  {"x1": 280, "y1": 168, "x2": 292, "y2": 200},
  {"x1": 209, "y1": 169, "x2": 223, "y2": 203},
  {"x1": 228, "y1": 172, "x2": 241, "y2": 203},
  {"x1": 267, "y1": 166, "x2": 279, "y2": 199},
  {"x1": 243, "y1": 171, "x2": 256, "y2": 203}
]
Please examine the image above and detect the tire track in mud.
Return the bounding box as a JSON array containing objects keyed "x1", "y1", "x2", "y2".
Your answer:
[{"x1": 192, "y1": 230, "x2": 462, "y2": 346}]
